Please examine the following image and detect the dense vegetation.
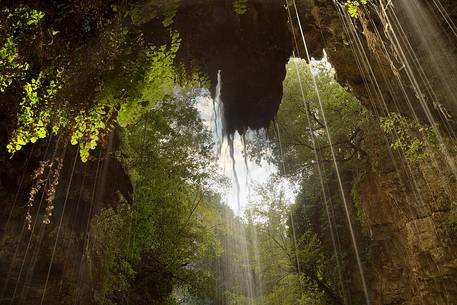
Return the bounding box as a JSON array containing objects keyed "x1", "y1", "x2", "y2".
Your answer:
[
  {"x1": 92, "y1": 89, "x2": 222, "y2": 305},
  {"x1": 238, "y1": 58, "x2": 371, "y2": 305},
  {"x1": 0, "y1": 0, "x2": 197, "y2": 162},
  {"x1": 0, "y1": 0, "x2": 364, "y2": 161},
  {"x1": 3, "y1": 1, "x2": 454, "y2": 305},
  {"x1": 84, "y1": 57, "x2": 455, "y2": 305}
]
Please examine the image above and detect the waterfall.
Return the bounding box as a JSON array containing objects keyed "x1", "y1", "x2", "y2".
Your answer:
[{"x1": 200, "y1": 69, "x2": 268, "y2": 305}]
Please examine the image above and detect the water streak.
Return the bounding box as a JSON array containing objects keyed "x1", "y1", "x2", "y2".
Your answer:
[
  {"x1": 227, "y1": 134, "x2": 242, "y2": 212},
  {"x1": 290, "y1": 0, "x2": 371, "y2": 303},
  {"x1": 213, "y1": 70, "x2": 224, "y2": 155}
]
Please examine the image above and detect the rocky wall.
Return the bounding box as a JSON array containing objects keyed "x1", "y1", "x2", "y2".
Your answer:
[{"x1": 358, "y1": 122, "x2": 457, "y2": 305}]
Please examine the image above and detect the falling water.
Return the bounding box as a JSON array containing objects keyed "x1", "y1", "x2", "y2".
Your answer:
[
  {"x1": 227, "y1": 134, "x2": 242, "y2": 212},
  {"x1": 392, "y1": 0, "x2": 457, "y2": 110},
  {"x1": 40, "y1": 149, "x2": 79, "y2": 305},
  {"x1": 213, "y1": 70, "x2": 224, "y2": 155},
  {"x1": 310, "y1": 0, "x2": 457, "y2": 303},
  {"x1": 204, "y1": 69, "x2": 264, "y2": 305},
  {"x1": 242, "y1": 134, "x2": 251, "y2": 202},
  {"x1": 377, "y1": 0, "x2": 457, "y2": 177},
  {"x1": 431, "y1": 0, "x2": 457, "y2": 39},
  {"x1": 289, "y1": 1, "x2": 371, "y2": 304},
  {"x1": 4, "y1": 1, "x2": 456, "y2": 303},
  {"x1": 276, "y1": 60, "x2": 348, "y2": 303},
  {"x1": 245, "y1": 208, "x2": 263, "y2": 304},
  {"x1": 211, "y1": 70, "x2": 242, "y2": 211},
  {"x1": 216, "y1": 207, "x2": 259, "y2": 305}
]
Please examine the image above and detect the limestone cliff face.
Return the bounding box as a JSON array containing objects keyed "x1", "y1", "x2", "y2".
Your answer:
[
  {"x1": 294, "y1": 1, "x2": 457, "y2": 303},
  {"x1": 286, "y1": 3, "x2": 457, "y2": 301},
  {"x1": 1, "y1": 1, "x2": 457, "y2": 304},
  {"x1": 290, "y1": 0, "x2": 457, "y2": 132},
  {"x1": 357, "y1": 122, "x2": 457, "y2": 305}
]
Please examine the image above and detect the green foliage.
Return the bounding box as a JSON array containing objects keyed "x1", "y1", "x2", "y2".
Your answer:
[
  {"x1": 93, "y1": 204, "x2": 137, "y2": 305},
  {"x1": 246, "y1": 58, "x2": 370, "y2": 305},
  {"x1": 251, "y1": 58, "x2": 368, "y2": 180},
  {"x1": 0, "y1": 36, "x2": 29, "y2": 92},
  {"x1": 345, "y1": 0, "x2": 367, "y2": 18},
  {"x1": 351, "y1": 172, "x2": 365, "y2": 222},
  {"x1": 245, "y1": 181, "x2": 332, "y2": 305},
  {"x1": 117, "y1": 30, "x2": 182, "y2": 128},
  {"x1": 233, "y1": 0, "x2": 248, "y2": 15},
  {"x1": 0, "y1": 5, "x2": 44, "y2": 92},
  {"x1": 71, "y1": 103, "x2": 113, "y2": 162},
  {"x1": 6, "y1": 26, "x2": 189, "y2": 162},
  {"x1": 162, "y1": 9, "x2": 177, "y2": 28},
  {"x1": 2, "y1": 0, "x2": 207, "y2": 163},
  {"x1": 93, "y1": 89, "x2": 223, "y2": 304},
  {"x1": 225, "y1": 290, "x2": 252, "y2": 305},
  {"x1": 380, "y1": 113, "x2": 438, "y2": 163},
  {"x1": 7, "y1": 70, "x2": 65, "y2": 153},
  {"x1": 448, "y1": 208, "x2": 457, "y2": 233},
  {"x1": 350, "y1": 172, "x2": 372, "y2": 238}
]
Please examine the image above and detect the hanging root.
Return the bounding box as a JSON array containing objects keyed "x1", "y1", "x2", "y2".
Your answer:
[
  {"x1": 43, "y1": 157, "x2": 63, "y2": 225},
  {"x1": 26, "y1": 160, "x2": 50, "y2": 230},
  {"x1": 25, "y1": 155, "x2": 65, "y2": 229}
]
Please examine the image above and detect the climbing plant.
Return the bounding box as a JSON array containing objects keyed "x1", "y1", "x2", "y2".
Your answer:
[
  {"x1": 233, "y1": 0, "x2": 248, "y2": 15},
  {"x1": 345, "y1": 0, "x2": 367, "y2": 18},
  {"x1": 116, "y1": 30, "x2": 182, "y2": 127},
  {"x1": 380, "y1": 113, "x2": 438, "y2": 163}
]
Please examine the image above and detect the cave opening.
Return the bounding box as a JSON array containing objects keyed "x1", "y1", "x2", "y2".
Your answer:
[{"x1": 0, "y1": 1, "x2": 457, "y2": 305}]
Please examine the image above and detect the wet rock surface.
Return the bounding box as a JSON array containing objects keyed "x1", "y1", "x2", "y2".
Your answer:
[
  {"x1": 290, "y1": 0, "x2": 457, "y2": 132},
  {"x1": 358, "y1": 122, "x2": 457, "y2": 305},
  {"x1": 175, "y1": 0, "x2": 292, "y2": 134},
  {"x1": 0, "y1": 0, "x2": 457, "y2": 304},
  {"x1": 172, "y1": 0, "x2": 457, "y2": 135}
]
